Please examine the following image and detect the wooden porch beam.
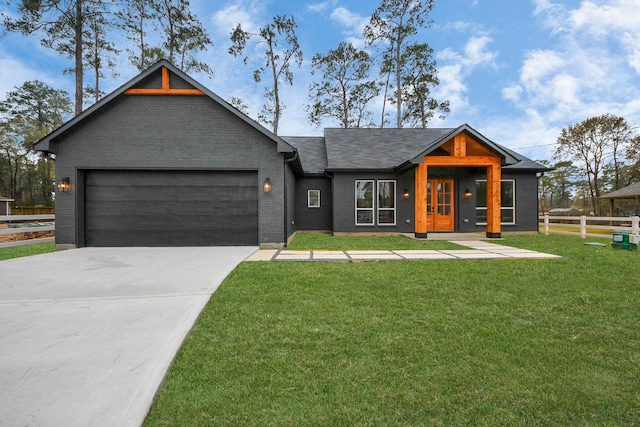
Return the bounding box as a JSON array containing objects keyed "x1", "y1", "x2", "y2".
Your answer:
[
  {"x1": 423, "y1": 155, "x2": 501, "y2": 167},
  {"x1": 162, "y1": 66, "x2": 170, "y2": 90},
  {"x1": 453, "y1": 133, "x2": 467, "y2": 157},
  {"x1": 415, "y1": 163, "x2": 428, "y2": 237},
  {"x1": 486, "y1": 162, "x2": 502, "y2": 238},
  {"x1": 124, "y1": 88, "x2": 206, "y2": 95}
]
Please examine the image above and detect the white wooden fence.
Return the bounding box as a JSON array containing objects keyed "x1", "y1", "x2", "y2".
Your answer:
[
  {"x1": 540, "y1": 214, "x2": 640, "y2": 238},
  {"x1": 0, "y1": 215, "x2": 55, "y2": 247}
]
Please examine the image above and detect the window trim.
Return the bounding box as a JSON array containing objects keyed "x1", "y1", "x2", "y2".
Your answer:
[
  {"x1": 355, "y1": 180, "x2": 375, "y2": 226},
  {"x1": 307, "y1": 189, "x2": 320, "y2": 208},
  {"x1": 475, "y1": 179, "x2": 516, "y2": 225},
  {"x1": 377, "y1": 180, "x2": 396, "y2": 226},
  {"x1": 354, "y1": 179, "x2": 397, "y2": 226}
]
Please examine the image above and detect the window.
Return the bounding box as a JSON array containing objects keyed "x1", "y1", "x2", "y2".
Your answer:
[
  {"x1": 355, "y1": 180, "x2": 374, "y2": 225},
  {"x1": 475, "y1": 179, "x2": 516, "y2": 225},
  {"x1": 377, "y1": 180, "x2": 396, "y2": 225},
  {"x1": 308, "y1": 189, "x2": 320, "y2": 208},
  {"x1": 355, "y1": 180, "x2": 396, "y2": 226}
]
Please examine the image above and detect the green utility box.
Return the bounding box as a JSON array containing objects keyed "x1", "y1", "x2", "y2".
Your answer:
[{"x1": 612, "y1": 233, "x2": 638, "y2": 251}]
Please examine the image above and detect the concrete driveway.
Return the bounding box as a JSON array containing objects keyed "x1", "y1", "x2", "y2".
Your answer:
[{"x1": 0, "y1": 246, "x2": 256, "y2": 427}]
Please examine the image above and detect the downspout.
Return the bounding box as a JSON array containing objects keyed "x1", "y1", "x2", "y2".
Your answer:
[
  {"x1": 537, "y1": 171, "x2": 544, "y2": 232},
  {"x1": 324, "y1": 170, "x2": 334, "y2": 231},
  {"x1": 283, "y1": 150, "x2": 299, "y2": 246}
]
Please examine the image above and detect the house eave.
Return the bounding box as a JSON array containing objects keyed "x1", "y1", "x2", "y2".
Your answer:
[{"x1": 324, "y1": 167, "x2": 396, "y2": 173}]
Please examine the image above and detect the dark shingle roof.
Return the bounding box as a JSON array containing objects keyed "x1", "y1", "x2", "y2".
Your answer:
[
  {"x1": 280, "y1": 136, "x2": 327, "y2": 174},
  {"x1": 285, "y1": 125, "x2": 549, "y2": 174},
  {"x1": 323, "y1": 127, "x2": 455, "y2": 170}
]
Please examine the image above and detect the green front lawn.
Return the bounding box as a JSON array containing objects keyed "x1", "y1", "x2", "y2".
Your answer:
[
  {"x1": 145, "y1": 234, "x2": 640, "y2": 426},
  {"x1": 0, "y1": 241, "x2": 55, "y2": 261}
]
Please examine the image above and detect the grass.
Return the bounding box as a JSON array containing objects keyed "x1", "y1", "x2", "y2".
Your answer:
[
  {"x1": 0, "y1": 241, "x2": 55, "y2": 261},
  {"x1": 145, "y1": 234, "x2": 640, "y2": 426},
  {"x1": 287, "y1": 233, "x2": 464, "y2": 250}
]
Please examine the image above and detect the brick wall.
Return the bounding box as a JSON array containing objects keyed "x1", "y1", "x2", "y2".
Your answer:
[{"x1": 53, "y1": 94, "x2": 288, "y2": 247}]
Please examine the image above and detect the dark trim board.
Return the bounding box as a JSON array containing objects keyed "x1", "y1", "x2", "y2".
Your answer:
[{"x1": 81, "y1": 169, "x2": 258, "y2": 247}]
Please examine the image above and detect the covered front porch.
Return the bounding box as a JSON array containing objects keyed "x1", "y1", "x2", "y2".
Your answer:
[{"x1": 412, "y1": 131, "x2": 505, "y2": 239}]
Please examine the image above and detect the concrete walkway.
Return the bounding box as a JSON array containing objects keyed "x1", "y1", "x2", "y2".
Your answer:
[
  {"x1": 247, "y1": 240, "x2": 561, "y2": 262},
  {"x1": 0, "y1": 246, "x2": 256, "y2": 427}
]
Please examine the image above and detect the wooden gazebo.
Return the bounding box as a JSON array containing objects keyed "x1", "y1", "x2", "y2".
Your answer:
[{"x1": 599, "y1": 182, "x2": 640, "y2": 216}]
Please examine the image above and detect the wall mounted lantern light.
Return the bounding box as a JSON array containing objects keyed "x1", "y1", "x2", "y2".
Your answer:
[
  {"x1": 464, "y1": 188, "x2": 473, "y2": 199},
  {"x1": 403, "y1": 189, "x2": 410, "y2": 199},
  {"x1": 263, "y1": 177, "x2": 272, "y2": 193},
  {"x1": 57, "y1": 177, "x2": 70, "y2": 192}
]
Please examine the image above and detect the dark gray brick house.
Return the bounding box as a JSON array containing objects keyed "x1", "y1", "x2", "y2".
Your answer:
[{"x1": 35, "y1": 60, "x2": 548, "y2": 249}]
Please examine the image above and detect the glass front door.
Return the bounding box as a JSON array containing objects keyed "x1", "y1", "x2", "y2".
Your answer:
[{"x1": 426, "y1": 179, "x2": 455, "y2": 231}]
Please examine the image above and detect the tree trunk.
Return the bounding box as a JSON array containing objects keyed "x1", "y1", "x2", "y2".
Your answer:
[
  {"x1": 272, "y1": 62, "x2": 279, "y2": 135},
  {"x1": 396, "y1": 45, "x2": 402, "y2": 128},
  {"x1": 341, "y1": 83, "x2": 349, "y2": 128},
  {"x1": 74, "y1": 0, "x2": 84, "y2": 115},
  {"x1": 380, "y1": 72, "x2": 390, "y2": 128}
]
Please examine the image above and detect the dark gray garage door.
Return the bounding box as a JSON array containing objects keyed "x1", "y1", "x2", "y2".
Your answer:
[{"x1": 84, "y1": 170, "x2": 258, "y2": 246}]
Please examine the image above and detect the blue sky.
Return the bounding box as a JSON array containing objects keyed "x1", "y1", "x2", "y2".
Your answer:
[{"x1": 1, "y1": 0, "x2": 640, "y2": 162}]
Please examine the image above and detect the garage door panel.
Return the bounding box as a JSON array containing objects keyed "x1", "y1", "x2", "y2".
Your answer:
[
  {"x1": 85, "y1": 213, "x2": 258, "y2": 231},
  {"x1": 86, "y1": 185, "x2": 256, "y2": 203},
  {"x1": 87, "y1": 228, "x2": 257, "y2": 246},
  {"x1": 84, "y1": 170, "x2": 258, "y2": 247},
  {"x1": 86, "y1": 201, "x2": 255, "y2": 219}
]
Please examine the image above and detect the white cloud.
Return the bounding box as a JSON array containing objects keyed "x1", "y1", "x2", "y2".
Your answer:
[
  {"x1": 307, "y1": 1, "x2": 337, "y2": 13},
  {"x1": 464, "y1": 35, "x2": 498, "y2": 67},
  {"x1": 502, "y1": 84, "x2": 522, "y2": 103},
  {"x1": 436, "y1": 34, "x2": 498, "y2": 113},
  {"x1": 329, "y1": 7, "x2": 369, "y2": 47},
  {"x1": 212, "y1": 3, "x2": 260, "y2": 35},
  {"x1": 482, "y1": 110, "x2": 563, "y2": 160},
  {"x1": 520, "y1": 49, "x2": 565, "y2": 84},
  {"x1": 0, "y1": 52, "x2": 60, "y2": 101},
  {"x1": 504, "y1": 0, "x2": 640, "y2": 131},
  {"x1": 568, "y1": 0, "x2": 640, "y2": 73}
]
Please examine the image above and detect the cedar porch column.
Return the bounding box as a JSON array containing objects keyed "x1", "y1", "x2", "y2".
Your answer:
[
  {"x1": 486, "y1": 161, "x2": 502, "y2": 238},
  {"x1": 415, "y1": 163, "x2": 428, "y2": 238}
]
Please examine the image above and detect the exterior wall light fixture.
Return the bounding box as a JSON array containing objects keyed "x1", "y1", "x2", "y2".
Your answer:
[
  {"x1": 403, "y1": 189, "x2": 410, "y2": 199},
  {"x1": 464, "y1": 188, "x2": 473, "y2": 199},
  {"x1": 57, "y1": 177, "x2": 70, "y2": 192},
  {"x1": 263, "y1": 177, "x2": 272, "y2": 193}
]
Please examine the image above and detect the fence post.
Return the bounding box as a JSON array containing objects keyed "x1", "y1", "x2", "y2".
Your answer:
[
  {"x1": 580, "y1": 215, "x2": 587, "y2": 239},
  {"x1": 544, "y1": 213, "x2": 549, "y2": 235},
  {"x1": 633, "y1": 216, "x2": 639, "y2": 235}
]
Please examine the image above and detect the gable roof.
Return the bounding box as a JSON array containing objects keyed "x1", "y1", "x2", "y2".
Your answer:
[
  {"x1": 284, "y1": 124, "x2": 547, "y2": 174},
  {"x1": 402, "y1": 124, "x2": 520, "y2": 169},
  {"x1": 33, "y1": 60, "x2": 296, "y2": 156}
]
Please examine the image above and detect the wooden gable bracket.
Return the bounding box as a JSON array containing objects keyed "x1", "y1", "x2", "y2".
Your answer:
[{"x1": 124, "y1": 67, "x2": 205, "y2": 96}]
